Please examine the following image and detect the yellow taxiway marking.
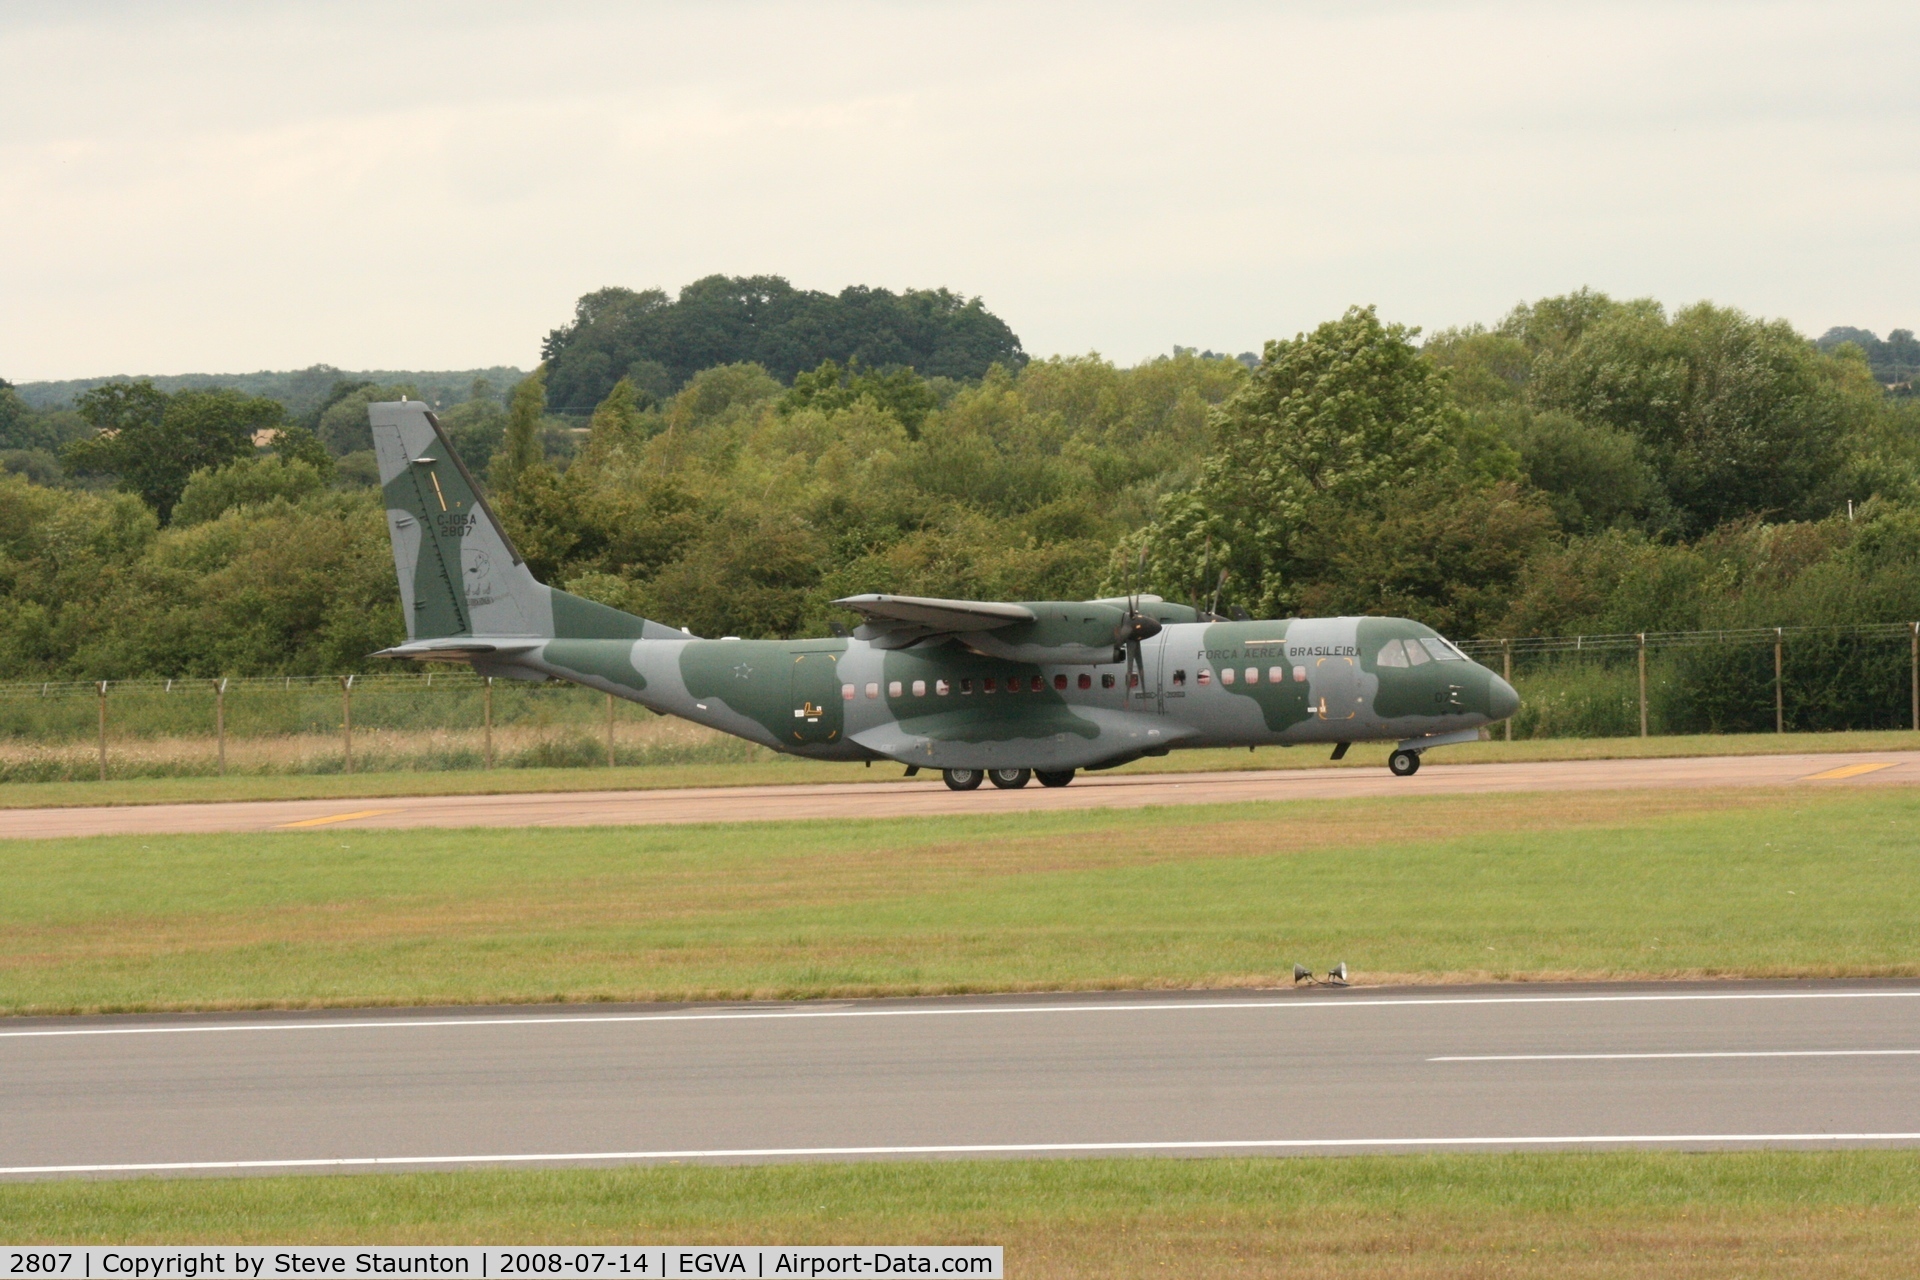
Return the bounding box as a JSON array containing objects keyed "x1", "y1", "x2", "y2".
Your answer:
[
  {"x1": 1803, "y1": 761, "x2": 1898, "y2": 781},
  {"x1": 277, "y1": 809, "x2": 399, "y2": 829}
]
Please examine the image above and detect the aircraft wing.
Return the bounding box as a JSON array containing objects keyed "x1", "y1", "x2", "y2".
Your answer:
[{"x1": 832, "y1": 594, "x2": 1035, "y2": 641}]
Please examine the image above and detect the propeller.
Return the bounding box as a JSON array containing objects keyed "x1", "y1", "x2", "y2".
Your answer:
[{"x1": 1113, "y1": 545, "x2": 1162, "y2": 696}]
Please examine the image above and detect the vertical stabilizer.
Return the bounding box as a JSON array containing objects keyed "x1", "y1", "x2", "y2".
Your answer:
[{"x1": 370, "y1": 400, "x2": 552, "y2": 640}]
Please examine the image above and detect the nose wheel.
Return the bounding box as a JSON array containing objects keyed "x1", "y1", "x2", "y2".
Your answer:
[{"x1": 1388, "y1": 749, "x2": 1421, "y2": 777}]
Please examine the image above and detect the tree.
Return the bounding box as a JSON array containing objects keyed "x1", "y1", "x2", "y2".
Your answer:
[
  {"x1": 63, "y1": 382, "x2": 285, "y2": 522},
  {"x1": 1525, "y1": 301, "x2": 1867, "y2": 532},
  {"x1": 540, "y1": 276, "x2": 1026, "y2": 410},
  {"x1": 491, "y1": 368, "x2": 549, "y2": 498},
  {"x1": 1133, "y1": 306, "x2": 1460, "y2": 617}
]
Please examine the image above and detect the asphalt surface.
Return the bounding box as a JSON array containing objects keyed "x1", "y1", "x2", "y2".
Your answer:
[
  {"x1": 4, "y1": 750, "x2": 1918, "y2": 838},
  {"x1": 2, "y1": 983, "x2": 1917, "y2": 1178}
]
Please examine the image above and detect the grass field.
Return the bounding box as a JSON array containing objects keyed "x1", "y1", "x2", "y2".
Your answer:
[
  {"x1": 3, "y1": 786, "x2": 1915, "y2": 1014},
  {"x1": 5, "y1": 1153, "x2": 1918, "y2": 1276},
  {"x1": 4, "y1": 728, "x2": 1918, "y2": 808}
]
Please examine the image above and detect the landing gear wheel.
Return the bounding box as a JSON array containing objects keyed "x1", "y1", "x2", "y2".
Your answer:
[
  {"x1": 1388, "y1": 749, "x2": 1421, "y2": 777},
  {"x1": 988, "y1": 767, "x2": 1032, "y2": 789},
  {"x1": 943, "y1": 767, "x2": 983, "y2": 791},
  {"x1": 1034, "y1": 769, "x2": 1076, "y2": 788}
]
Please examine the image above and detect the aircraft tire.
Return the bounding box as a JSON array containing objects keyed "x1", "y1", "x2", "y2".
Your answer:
[
  {"x1": 988, "y1": 767, "x2": 1032, "y2": 789},
  {"x1": 943, "y1": 768, "x2": 984, "y2": 791},
  {"x1": 1035, "y1": 769, "x2": 1076, "y2": 788},
  {"x1": 1388, "y1": 749, "x2": 1421, "y2": 777}
]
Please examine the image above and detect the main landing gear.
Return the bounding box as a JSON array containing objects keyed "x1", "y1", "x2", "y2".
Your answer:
[
  {"x1": 1388, "y1": 749, "x2": 1422, "y2": 777},
  {"x1": 943, "y1": 767, "x2": 1076, "y2": 790}
]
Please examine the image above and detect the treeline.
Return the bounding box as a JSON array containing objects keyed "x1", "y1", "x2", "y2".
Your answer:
[{"x1": 4, "y1": 283, "x2": 1920, "y2": 734}]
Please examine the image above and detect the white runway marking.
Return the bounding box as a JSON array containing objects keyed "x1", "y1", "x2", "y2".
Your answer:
[
  {"x1": 8, "y1": 1133, "x2": 1920, "y2": 1177},
  {"x1": 4, "y1": 989, "x2": 1918, "y2": 1039},
  {"x1": 1431, "y1": 1049, "x2": 1920, "y2": 1062}
]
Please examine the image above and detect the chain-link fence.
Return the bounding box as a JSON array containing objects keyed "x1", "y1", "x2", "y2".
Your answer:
[
  {"x1": 3, "y1": 623, "x2": 1917, "y2": 781},
  {"x1": 0, "y1": 672, "x2": 762, "y2": 783},
  {"x1": 1455, "y1": 623, "x2": 1920, "y2": 740}
]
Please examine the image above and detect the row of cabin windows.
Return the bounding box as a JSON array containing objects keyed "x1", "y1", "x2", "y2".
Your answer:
[
  {"x1": 836, "y1": 644, "x2": 1458, "y2": 703},
  {"x1": 1170, "y1": 665, "x2": 1305, "y2": 687},
  {"x1": 843, "y1": 672, "x2": 1123, "y2": 701}
]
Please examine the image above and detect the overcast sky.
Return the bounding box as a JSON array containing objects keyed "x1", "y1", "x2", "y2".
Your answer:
[{"x1": 3, "y1": 1, "x2": 1915, "y2": 381}]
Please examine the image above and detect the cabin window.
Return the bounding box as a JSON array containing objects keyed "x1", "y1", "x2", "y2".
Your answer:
[
  {"x1": 888, "y1": 681, "x2": 903, "y2": 698},
  {"x1": 1405, "y1": 641, "x2": 1432, "y2": 667},
  {"x1": 1293, "y1": 665, "x2": 1306, "y2": 682},
  {"x1": 842, "y1": 683, "x2": 856, "y2": 701},
  {"x1": 1054, "y1": 673, "x2": 1068, "y2": 691},
  {"x1": 1078, "y1": 673, "x2": 1093, "y2": 690},
  {"x1": 1220, "y1": 667, "x2": 1235, "y2": 685},
  {"x1": 960, "y1": 678, "x2": 973, "y2": 694},
  {"x1": 1197, "y1": 669, "x2": 1211, "y2": 685},
  {"x1": 1172, "y1": 669, "x2": 1186, "y2": 686},
  {"x1": 1006, "y1": 675, "x2": 1020, "y2": 693},
  {"x1": 1376, "y1": 639, "x2": 1409, "y2": 668},
  {"x1": 1101, "y1": 673, "x2": 1116, "y2": 689},
  {"x1": 865, "y1": 682, "x2": 879, "y2": 699},
  {"x1": 1422, "y1": 637, "x2": 1468, "y2": 662},
  {"x1": 984, "y1": 676, "x2": 997, "y2": 693},
  {"x1": 936, "y1": 679, "x2": 950, "y2": 696},
  {"x1": 1031, "y1": 675, "x2": 1044, "y2": 692},
  {"x1": 912, "y1": 680, "x2": 926, "y2": 697},
  {"x1": 1268, "y1": 666, "x2": 1285, "y2": 683},
  {"x1": 1244, "y1": 667, "x2": 1259, "y2": 684},
  {"x1": 1128, "y1": 671, "x2": 1140, "y2": 688}
]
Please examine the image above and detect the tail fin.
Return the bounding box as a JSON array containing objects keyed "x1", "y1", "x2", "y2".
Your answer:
[{"x1": 369, "y1": 400, "x2": 682, "y2": 644}]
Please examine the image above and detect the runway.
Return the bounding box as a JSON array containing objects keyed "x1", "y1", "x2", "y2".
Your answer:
[
  {"x1": 2, "y1": 750, "x2": 1917, "y2": 838},
  {"x1": 2, "y1": 983, "x2": 1916, "y2": 1178}
]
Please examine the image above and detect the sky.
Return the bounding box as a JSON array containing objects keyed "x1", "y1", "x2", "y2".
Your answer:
[{"x1": 2, "y1": 1, "x2": 1916, "y2": 381}]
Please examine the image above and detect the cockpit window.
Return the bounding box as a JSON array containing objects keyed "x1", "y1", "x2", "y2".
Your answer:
[
  {"x1": 1404, "y1": 639, "x2": 1432, "y2": 666},
  {"x1": 1376, "y1": 640, "x2": 1409, "y2": 668},
  {"x1": 1421, "y1": 637, "x2": 1467, "y2": 662}
]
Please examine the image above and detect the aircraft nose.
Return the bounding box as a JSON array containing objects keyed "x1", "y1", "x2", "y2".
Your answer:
[{"x1": 1487, "y1": 673, "x2": 1520, "y2": 721}]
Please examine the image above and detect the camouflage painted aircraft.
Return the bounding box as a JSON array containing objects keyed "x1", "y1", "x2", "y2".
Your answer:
[{"x1": 369, "y1": 400, "x2": 1520, "y2": 788}]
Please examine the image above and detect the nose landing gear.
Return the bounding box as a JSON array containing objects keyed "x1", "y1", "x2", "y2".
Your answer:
[{"x1": 1388, "y1": 749, "x2": 1422, "y2": 777}]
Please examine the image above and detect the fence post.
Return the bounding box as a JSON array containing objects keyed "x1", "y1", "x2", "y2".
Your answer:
[
  {"x1": 96, "y1": 680, "x2": 108, "y2": 781},
  {"x1": 606, "y1": 691, "x2": 616, "y2": 768},
  {"x1": 1502, "y1": 640, "x2": 1512, "y2": 742},
  {"x1": 215, "y1": 678, "x2": 228, "y2": 776},
  {"x1": 1911, "y1": 623, "x2": 1917, "y2": 733},
  {"x1": 1638, "y1": 634, "x2": 1648, "y2": 738},
  {"x1": 1774, "y1": 629, "x2": 1784, "y2": 735},
  {"x1": 484, "y1": 676, "x2": 494, "y2": 770},
  {"x1": 341, "y1": 675, "x2": 355, "y2": 775}
]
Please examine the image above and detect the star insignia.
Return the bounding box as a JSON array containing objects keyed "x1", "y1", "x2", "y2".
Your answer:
[{"x1": 732, "y1": 663, "x2": 753, "y2": 679}]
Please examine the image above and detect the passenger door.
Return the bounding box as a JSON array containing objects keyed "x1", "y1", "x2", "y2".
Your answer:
[
  {"x1": 789, "y1": 652, "x2": 843, "y2": 744},
  {"x1": 1313, "y1": 655, "x2": 1361, "y2": 721}
]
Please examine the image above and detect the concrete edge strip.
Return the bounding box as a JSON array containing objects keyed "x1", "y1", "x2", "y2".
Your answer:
[
  {"x1": 9, "y1": 1134, "x2": 1920, "y2": 1176},
  {"x1": 4, "y1": 989, "x2": 1918, "y2": 1039},
  {"x1": 1432, "y1": 1049, "x2": 1920, "y2": 1062}
]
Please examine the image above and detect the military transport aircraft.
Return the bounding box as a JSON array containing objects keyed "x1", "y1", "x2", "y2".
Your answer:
[{"x1": 368, "y1": 400, "x2": 1520, "y2": 788}]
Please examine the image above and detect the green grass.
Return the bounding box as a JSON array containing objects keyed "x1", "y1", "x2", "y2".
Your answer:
[
  {"x1": 5, "y1": 729, "x2": 1918, "y2": 808},
  {"x1": 5, "y1": 1154, "x2": 1918, "y2": 1276},
  {"x1": 3, "y1": 787, "x2": 1916, "y2": 1014}
]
